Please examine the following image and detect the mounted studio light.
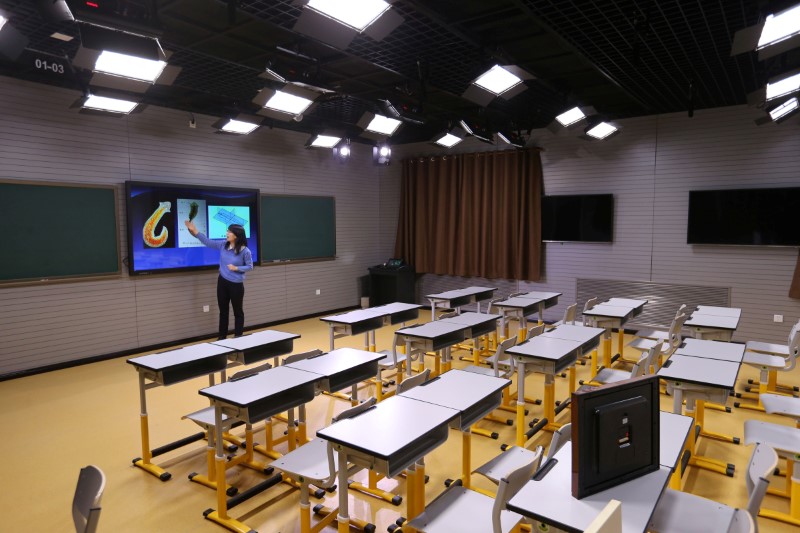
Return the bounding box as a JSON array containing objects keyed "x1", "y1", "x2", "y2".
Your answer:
[
  {"x1": 357, "y1": 111, "x2": 402, "y2": 140},
  {"x1": 306, "y1": 133, "x2": 343, "y2": 148},
  {"x1": 746, "y1": 67, "x2": 800, "y2": 106},
  {"x1": 581, "y1": 120, "x2": 620, "y2": 141},
  {"x1": 332, "y1": 139, "x2": 351, "y2": 163},
  {"x1": 459, "y1": 119, "x2": 494, "y2": 144},
  {"x1": 71, "y1": 90, "x2": 142, "y2": 116},
  {"x1": 546, "y1": 105, "x2": 596, "y2": 134},
  {"x1": 253, "y1": 82, "x2": 325, "y2": 122},
  {"x1": 71, "y1": 25, "x2": 181, "y2": 93},
  {"x1": 496, "y1": 130, "x2": 526, "y2": 148},
  {"x1": 731, "y1": 3, "x2": 800, "y2": 60},
  {"x1": 770, "y1": 97, "x2": 798, "y2": 121},
  {"x1": 293, "y1": 0, "x2": 404, "y2": 50},
  {"x1": 432, "y1": 127, "x2": 465, "y2": 148},
  {"x1": 211, "y1": 115, "x2": 262, "y2": 135},
  {"x1": 0, "y1": 11, "x2": 30, "y2": 62},
  {"x1": 463, "y1": 64, "x2": 534, "y2": 107}
]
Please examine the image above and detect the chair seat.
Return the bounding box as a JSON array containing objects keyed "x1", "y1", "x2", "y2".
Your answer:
[
  {"x1": 270, "y1": 438, "x2": 335, "y2": 483},
  {"x1": 743, "y1": 420, "x2": 800, "y2": 455},
  {"x1": 760, "y1": 394, "x2": 800, "y2": 418},
  {"x1": 378, "y1": 350, "x2": 409, "y2": 368},
  {"x1": 634, "y1": 328, "x2": 669, "y2": 341},
  {"x1": 627, "y1": 337, "x2": 660, "y2": 352},
  {"x1": 405, "y1": 486, "x2": 523, "y2": 533},
  {"x1": 649, "y1": 488, "x2": 736, "y2": 533},
  {"x1": 593, "y1": 368, "x2": 631, "y2": 385},
  {"x1": 472, "y1": 446, "x2": 538, "y2": 485},
  {"x1": 183, "y1": 407, "x2": 233, "y2": 430},
  {"x1": 745, "y1": 340, "x2": 789, "y2": 356},
  {"x1": 742, "y1": 352, "x2": 786, "y2": 369}
]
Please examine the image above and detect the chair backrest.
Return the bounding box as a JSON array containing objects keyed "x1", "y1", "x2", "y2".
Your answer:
[
  {"x1": 674, "y1": 304, "x2": 688, "y2": 319},
  {"x1": 282, "y1": 349, "x2": 324, "y2": 366},
  {"x1": 73, "y1": 465, "x2": 105, "y2": 533},
  {"x1": 562, "y1": 303, "x2": 578, "y2": 325},
  {"x1": 629, "y1": 350, "x2": 651, "y2": 378},
  {"x1": 438, "y1": 311, "x2": 458, "y2": 320},
  {"x1": 487, "y1": 297, "x2": 504, "y2": 315},
  {"x1": 492, "y1": 337, "x2": 519, "y2": 378},
  {"x1": 230, "y1": 361, "x2": 273, "y2": 381},
  {"x1": 728, "y1": 509, "x2": 755, "y2": 533},
  {"x1": 664, "y1": 313, "x2": 688, "y2": 353},
  {"x1": 492, "y1": 446, "x2": 543, "y2": 533},
  {"x1": 544, "y1": 422, "x2": 572, "y2": 462},
  {"x1": 582, "y1": 297, "x2": 599, "y2": 325},
  {"x1": 744, "y1": 443, "x2": 778, "y2": 520},
  {"x1": 509, "y1": 292, "x2": 526, "y2": 298},
  {"x1": 585, "y1": 500, "x2": 622, "y2": 533},
  {"x1": 526, "y1": 324, "x2": 545, "y2": 340},
  {"x1": 397, "y1": 369, "x2": 431, "y2": 394},
  {"x1": 643, "y1": 341, "x2": 664, "y2": 375},
  {"x1": 788, "y1": 319, "x2": 800, "y2": 351},
  {"x1": 332, "y1": 397, "x2": 377, "y2": 422}
]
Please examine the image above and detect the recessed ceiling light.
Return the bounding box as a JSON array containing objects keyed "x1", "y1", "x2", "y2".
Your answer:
[
  {"x1": 50, "y1": 32, "x2": 74, "y2": 42},
  {"x1": 473, "y1": 65, "x2": 523, "y2": 95},
  {"x1": 757, "y1": 4, "x2": 800, "y2": 50},
  {"x1": 94, "y1": 50, "x2": 166, "y2": 83},
  {"x1": 769, "y1": 97, "x2": 798, "y2": 121},
  {"x1": 220, "y1": 119, "x2": 259, "y2": 135},
  {"x1": 264, "y1": 90, "x2": 314, "y2": 115},
  {"x1": 435, "y1": 133, "x2": 463, "y2": 147},
  {"x1": 555, "y1": 107, "x2": 586, "y2": 126},
  {"x1": 310, "y1": 134, "x2": 342, "y2": 148},
  {"x1": 82, "y1": 94, "x2": 138, "y2": 114},
  {"x1": 766, "y1": 72, "x2": 800, "y2": 100},
  {"x1": 586, "y1": 122, "x2": 618, "y2": 139},
  {"x1": 306, "y1": 0, "x2": 391, "y2": 32},
  {"x1": 365, "y1": 114, "x2": 402, "y2": 135}
]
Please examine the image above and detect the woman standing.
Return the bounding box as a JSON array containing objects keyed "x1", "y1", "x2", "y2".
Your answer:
[{"x1": 184, "y1": 220, "x2": 253, "y2": 339}]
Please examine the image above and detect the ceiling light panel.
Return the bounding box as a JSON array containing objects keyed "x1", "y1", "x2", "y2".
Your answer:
[
  {"x1": 586, "y1": 122, "x2": 617, "y2": 139},
  {"x1": 306, "y1": 0, "x2": 391, "y2": 32},
  {"x1": 365, "y1": 114, "x2": 402, "y2": 135},
  {"x1": 766, "y1": 72, "x2": 800, "y2": 100},
  {"x1": 264, "y1": 90, "x2": 314, "y2": 114},
  {"x1": 221, "y1": 119, "x2": 258, "y2": 134},
  {"x1": 770, "y1": 97, "x2": 798, "y2": 121},
  {"x1": 94, "y1": 50, "x2": 166, "y2": 83},
  {"x1": 311, "y1": 135, "x2": 342, "y2": 148},
  {"x1": 83, "y1": 95, "x2": 138, "y2": 114},
  {"x1": 473, "y1": 65, "x2": 523, "y2": 95},
  {"x1": 555, "y1": 107, "x2": 586, "y2": 126},
  {"x1": 758, "y1": 4, "x2": 800, "y2": 49},
  {"x1": 435, "y1": 133, "x2": 462, "y2": 147}
]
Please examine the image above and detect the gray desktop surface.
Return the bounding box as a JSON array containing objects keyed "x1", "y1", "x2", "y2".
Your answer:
[
  {"x1": 199, "y1": 366, "x2": 319, "y2": 408},
  {"x1": 438, "y1": 312, "x2": 501, "y2": 327},
  {"x1": 657, "y1": 354, "x2": 740, "y2": 389},
  {"x1": 674, "y1": 339, "x2": 745, "y2": 363},
  {"x1": 694, "y1": 306, "x2": 741, "y2": 318},
  {"x1": 396, "y1": 321, "x2": 468, "y2": 339},
  {"x1": 659, "y1": 411, "x2": 693, "y2": 470},
  {"x1": 211, "y1": 330, "x2": 300, "y2": 350},
  {"x1": 583, "y1": 304, "x2": 634, "y2": 320},
  {"x1": 685, "y1": 313, "x2": 740, "y2": 331},
  {"x1": 543, "y1": 324, "x2": 604, "y2": 351},
  {"x1": 128, "y1": 343, "x2": 234, "y2": 371},
  {"x1": 506, "y1": 336, "x2": 582, "y2": 361},
  {"x1": 507, "y1": 442, "x2": 671, "y2": 533}
]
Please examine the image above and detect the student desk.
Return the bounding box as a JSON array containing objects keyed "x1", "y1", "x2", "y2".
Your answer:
[
  {"x1": 127, "y1": 343, "x2": 236, "y2": 481},
  {"x1": 685, "y1": 307, "x2": 741, "y2": 341},
  {"x1": 542, "y1": 324, "x2": 605, "y2": 394},
  {"x1": 212, "y1": 330, "x2": 300, "y2": 369},
  {"x1": 317, "y1": 395, "x2": 459, "y2": 533},
  {"x1": 395, "y1": 321, "x2": 471, "y2": 377},
  {"x1": 320, "y1": 302, "x2": 422, "y2": 352},
  {"x1": 506, "y1": 336, "x2": 583, "y2": 445},
  {"x1": 493, "y1": 291, "x2": 562, "y2": 342},
  {"x1": 582, "y1": 298, "x2": 647, "y2": 371},
  {"x1": 507, "y1": 442, "x2": 671, "y2": 533},
  {"x1": 438, "y1": 312, "x2": 501, "y2": 365},
  {"x1": 399, "y1": 369, "x2": 510, "y2": 495},
  {"x1": 426, "y1": 286, "x2": 497, "y2": 320},
  {"x1": 658, "y1": 354, "x2": 742, "y2": 477},
  {"x1": 199, "y1": 366, "x2": 321, "y2": 533},
  {"x1": 659, "y1": 411, "x2": 694, "y2": 490},
  {"x1": 673, "y1": 338, "x2": 745, "y2": 363}
]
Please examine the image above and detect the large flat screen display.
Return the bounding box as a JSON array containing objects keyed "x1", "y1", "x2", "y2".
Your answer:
[
  {"x1": 688, "y1": 188, "x2": 800, "y2": 246},
  {"x1": 126, "y1": 181, "x2": 260, "y2": 275},
  {"x1": 542, "y1": 194, "x2": 614, "y2": 243}
]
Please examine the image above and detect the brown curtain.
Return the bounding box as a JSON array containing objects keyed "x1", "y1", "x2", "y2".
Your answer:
[
  {"x1": 790, "y1": 251, "x2": 800, "y2": 299},
  {"x1": 394, "y1": 148, "x2": 542, "y2": 281}
]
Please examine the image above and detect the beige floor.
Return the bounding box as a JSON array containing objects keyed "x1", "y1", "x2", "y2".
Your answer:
[{"x1": 0, "y1": 313, "x2": 797, "y2": 533}]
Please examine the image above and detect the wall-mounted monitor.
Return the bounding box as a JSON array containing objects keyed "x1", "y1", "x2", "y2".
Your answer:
[
  {"x1": 688, "y1": 188, "x2": 800, "y2": 246},
  {"x1": 126, "y1": 181, "x2": 260, "y2": 275},
  {"x1": 542, "y1": 194, "x2": 614, "y2": 243}
]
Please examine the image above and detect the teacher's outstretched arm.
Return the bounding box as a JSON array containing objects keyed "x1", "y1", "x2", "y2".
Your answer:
[{"x1": 184, "y1": 219, "x2": 223, "y2": 249}]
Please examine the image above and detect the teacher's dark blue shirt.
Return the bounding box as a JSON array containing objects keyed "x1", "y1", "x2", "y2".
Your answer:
[{"x1": 195, "y1": 233, "x2": 253, "y2": 283}]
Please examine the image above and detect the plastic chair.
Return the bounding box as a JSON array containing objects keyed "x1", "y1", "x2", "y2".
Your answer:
[
  {"x1": 406, "y1": 452, "x2": 541, "y2": 533},
  {"x1": 635, "y1": 304, "x2": 688, "y2": 341},
  {"x1": 628, "y1": 314, "x2": 687, "y2": 366},
  {"x1": 73, "y1": 465, "x2": 105, "y2": 533},
  {"x1": 581, "y1": 297, "x2": 599, "y2": 326},
  {"x1": 550, "y1": 303, "x2": 578, "y2": 328},
  {"x1": 587, "y1": 343, "x2": 662, "y2": 386},
  {"x1": 462, "y1": 337, "x2": 519, "y2": 439},
  {"x1": 736, "y1": 320, "x2": 800, "y2": 412},
  {"x1": 374, "y1": 332, "x2": 416, "y2": 402},
  {"x1": 271, "y1": 398, "x2": 378, "y2": 533},
  {"x1": 397, "y1": 368, "x2": 431, "y2": 394},
  {"x1": 648, "y1": 443, "x2": 777, "y2": 533}
]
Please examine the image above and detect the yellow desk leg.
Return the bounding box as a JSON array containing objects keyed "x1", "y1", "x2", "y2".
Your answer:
[
  {"x1": 669, "y1": 469, "x2": 681, "y2": 490},
  {"x1": 603, "y1": 334, "x2": 612, "y2": 369},
  {"x1": 617, "y1": 328, "x2": 624, "y2": 359},
  {"x1": 415, "y1": 460, "x2": 425, "y2": 522},
  {"x1": 462, "y1": 431, "x2": 471, "y2": 489},
  {"x1": 405, "y1": 465, "x2": 418, "y2": 522},
  {"x1": 434, "y1": 354, "x2": 440, "y2": 377},
  {"x1": 683, "y1": 401, "x2": 734, "y2": 477},
  {"x1": 590, "y1": 349, "x2": 598, "y2": 379},
  {"x1": 569, "y1": 366, "x2": 577, "y2": 395},
  {"x1": 473, "y1": 341, "x2": 480, "y2": 366},
  {"x1": 133, "y1": 413, "x2": 170, "y2": 480},
  {"x1": 205, "y1": 418, "x2": 253, "y2": 533}
]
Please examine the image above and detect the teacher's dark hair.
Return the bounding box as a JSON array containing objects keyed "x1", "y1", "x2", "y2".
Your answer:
[{"x1": 227, "y1": 224, "x2": 247, "y2": 254}]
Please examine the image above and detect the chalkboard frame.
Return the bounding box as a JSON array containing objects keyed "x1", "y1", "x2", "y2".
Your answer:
[
  {"x1": 0, "y1": 179, "x2": 121, "y2": 287},
  {"x1": 260, "y1": 194, "x2": 337, "y2": 265}
]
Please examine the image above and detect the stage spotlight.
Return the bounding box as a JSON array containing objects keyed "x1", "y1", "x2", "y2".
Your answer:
[
  {"x1": 373, "y1": 142, "x2": 391, "y2": 165},
  {"x1": 333, "y1": 139, "x2": 351, "y2": 163},
  {"x1": 462, "y1": 64, "x2": 534, "y2": 106},
  {"x1": 731, "y1": 3, "x2": 800, "y2": 60}
]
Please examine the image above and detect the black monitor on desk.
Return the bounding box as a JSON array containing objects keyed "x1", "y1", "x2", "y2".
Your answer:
[{"x1": 571, "y1": 375, "x2": 660, "y2": 499}]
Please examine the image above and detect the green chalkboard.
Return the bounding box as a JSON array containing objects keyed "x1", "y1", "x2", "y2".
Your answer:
[
  {"x1": 260, "y1": 195, "x2": 336, "y2": 262},
  {"x1": 0, "y1": 181, "x2": 120, "y2": 283}
]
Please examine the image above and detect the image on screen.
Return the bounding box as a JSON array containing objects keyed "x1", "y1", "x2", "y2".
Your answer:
[
  {"x1": 126, "y1": 182, "x2": 260, "y2": 275},
  {"x1": 208, "y1": 205, "x2": 251, "y2": 239}
]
